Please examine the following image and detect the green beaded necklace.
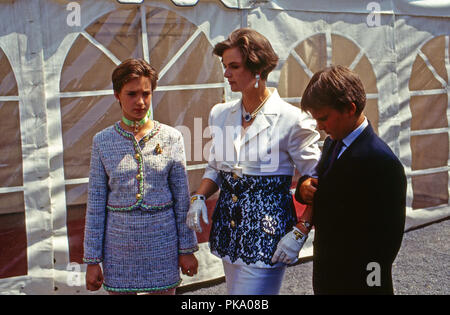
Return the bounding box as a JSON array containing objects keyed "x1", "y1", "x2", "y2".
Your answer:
[{"x1": 122, "y1": 109, "x2": 151, "y2": 133}]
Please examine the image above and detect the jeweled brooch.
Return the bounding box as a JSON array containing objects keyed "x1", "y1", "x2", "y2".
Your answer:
[{"x1": 155, "y1": 143, "x2": 162, "y2": 154}]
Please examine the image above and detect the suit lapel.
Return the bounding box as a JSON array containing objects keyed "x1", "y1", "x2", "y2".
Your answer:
[
  {"x1": 338, "y1": 123, "x2": 374, "y2": 161},
  {"x1": 317, "y1": 137, "x2": 334, "y2": 176},
  {"x1": 318, "y1": 123, "x2": 375, "y2": 177},
  {"x1": 224, "y1": 99, "x2": 241, "y2": 128},
  {"x1": 223, "y1": 99, "x2": 243, "y2": 154}
]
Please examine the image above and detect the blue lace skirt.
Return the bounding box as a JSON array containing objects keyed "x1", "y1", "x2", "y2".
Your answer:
[{"x1": 209, "y1": 171, "x2": 297, "y2": 267}]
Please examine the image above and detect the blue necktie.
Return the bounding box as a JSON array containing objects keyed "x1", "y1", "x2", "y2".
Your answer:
[{"x1": 323, "y1": 140, "x2": 343, "y2": 177}]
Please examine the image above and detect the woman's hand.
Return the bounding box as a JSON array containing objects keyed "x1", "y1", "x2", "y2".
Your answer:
[
  {"x1": 271, "y1": 226, "x2": 308, "y2": 265},
  {"x1": 186, "y1": 195, "x2": 208, "y2": 233},
  {"x1": 85, "y1": 264, "x2": 104, "y2": 291},
  {"x1": 179, "y1": 254, "x2": 198, "y2": 277},
  {"x1": 186, "y1": 178, "x2": 218, "y2": 233}
]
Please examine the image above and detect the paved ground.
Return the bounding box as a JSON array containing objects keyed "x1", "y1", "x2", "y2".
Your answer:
[{"x1": 178, "y1": 218, "x2": 450, "y2": 295}]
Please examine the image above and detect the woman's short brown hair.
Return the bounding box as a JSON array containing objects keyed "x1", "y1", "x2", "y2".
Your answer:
[
  {"x1": 213, "y1": 28, "x2": 278, "y2": 80},
  {"x1": 112, "y1": 58, "x2": 158, "y2": 93},
  {"x1": 301, "y1": 65, "x2": 366, "y2": 115}
]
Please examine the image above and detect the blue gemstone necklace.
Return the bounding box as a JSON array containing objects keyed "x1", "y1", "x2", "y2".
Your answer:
[{"x1": 242, "y1": 92, "x2": 271, "y2": 122}]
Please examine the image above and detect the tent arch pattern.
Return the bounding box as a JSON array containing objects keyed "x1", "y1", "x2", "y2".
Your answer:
[
  {"x1": 408, "y1": 35, "x2": 450, "y2": 210},
  {"x1": 0, "y1": 47, "x2": 27, "y2": 280},
  {"x1": 57, "y1": 4, "x2": 224, "y2": 264},
  {"x1": 278, "y1": 31, "x2": 379, "y2": 136}
]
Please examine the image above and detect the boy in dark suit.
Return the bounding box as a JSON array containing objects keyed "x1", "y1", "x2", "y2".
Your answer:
[{"x1": 295, "y1": 65, "x2": 406, "y2": 294}]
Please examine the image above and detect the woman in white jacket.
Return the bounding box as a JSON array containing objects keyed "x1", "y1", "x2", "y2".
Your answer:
[{"x1": 186, "y1": 28, "x2": 320, "y2": 294}]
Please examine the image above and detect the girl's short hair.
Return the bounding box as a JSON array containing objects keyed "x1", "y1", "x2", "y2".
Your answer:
[
  {"x1": 112, "y1": 58, "x2": 158, "y2": 93},
  {"x1": 213, "y1": 28, "x2": 278, "y2": 80}
]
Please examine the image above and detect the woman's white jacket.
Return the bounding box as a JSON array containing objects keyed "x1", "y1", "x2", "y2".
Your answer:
[{"x1": 203, "y1": 88, "x2": 320, "y2": 185}]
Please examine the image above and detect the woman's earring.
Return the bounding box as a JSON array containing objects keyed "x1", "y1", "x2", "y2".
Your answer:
[{"x1": 254, "y1": 74, "x2": 260, "y2": 89}]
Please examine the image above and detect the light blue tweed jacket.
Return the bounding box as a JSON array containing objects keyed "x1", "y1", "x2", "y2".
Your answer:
[{"x1": 83, "y1": 121, "x2": 198, "y2": 263}]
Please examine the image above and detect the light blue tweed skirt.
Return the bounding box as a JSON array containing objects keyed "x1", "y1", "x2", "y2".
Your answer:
[{"x1": 102, "y1": 207, "x2": 180, "y2": 293}]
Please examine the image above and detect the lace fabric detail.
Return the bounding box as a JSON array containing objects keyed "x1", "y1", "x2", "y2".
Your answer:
[{"x1": 209, "y1": 172, "x2": 296, "y2": 266}]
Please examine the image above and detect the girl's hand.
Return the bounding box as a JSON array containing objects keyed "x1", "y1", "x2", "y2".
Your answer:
[
  {"x1": 86, "y1": 264, "x2": 104, "y2": 291},
  {"x1": 179, "y1": 254, "x2": 198, "y2": 277}
]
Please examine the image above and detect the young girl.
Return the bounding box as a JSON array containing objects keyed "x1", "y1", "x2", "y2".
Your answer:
[{"x1": 83, "y1": 58, "x2": 198, "y2": 295}]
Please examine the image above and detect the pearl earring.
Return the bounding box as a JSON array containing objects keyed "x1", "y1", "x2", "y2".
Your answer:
[{"x1": 254, "y1": 74, "x2": 260, "y2": 88}]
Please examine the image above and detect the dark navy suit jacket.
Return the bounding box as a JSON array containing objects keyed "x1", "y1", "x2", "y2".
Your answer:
[{"x1": 297, "y1": 123, "x2": 406, "y2": 294}]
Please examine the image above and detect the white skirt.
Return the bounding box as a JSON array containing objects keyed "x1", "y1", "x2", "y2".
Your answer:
[{"x1": 222, "y1": 260, "x2": 286, "y2": 295}]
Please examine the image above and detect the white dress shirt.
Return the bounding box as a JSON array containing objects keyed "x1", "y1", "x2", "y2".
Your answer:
[{"x1": 337, "y1": 117, "x2": 369, "y2": 159}]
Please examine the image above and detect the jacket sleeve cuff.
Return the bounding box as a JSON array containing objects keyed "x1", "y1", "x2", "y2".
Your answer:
[
  {"x1": 179, "y1": 245, "x2": 199, "y2": 255},
  {"x1": 83, "y1": 257, "x2": 103, "y2": 264},
  {"x1": 202, "y1": 166, "x2": 222, "y2": 187}
]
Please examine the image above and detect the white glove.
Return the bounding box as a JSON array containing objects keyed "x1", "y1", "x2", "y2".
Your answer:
[
  {"x1": 271, "y1": 226, "x2": 308, "y2": 265},
  {"x1": 186, "y1": 195, "x2": 208, "y2": 233}
]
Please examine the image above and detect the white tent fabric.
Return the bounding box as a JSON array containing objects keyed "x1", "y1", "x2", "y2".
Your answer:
[{"x1": 0, "y1": 0, "x2": 448, "y2": 294}]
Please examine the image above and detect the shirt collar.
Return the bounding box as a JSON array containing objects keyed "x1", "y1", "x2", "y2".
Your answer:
[{"x1": 341, "y1": 117, "x2": 368, "y2": 148}]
